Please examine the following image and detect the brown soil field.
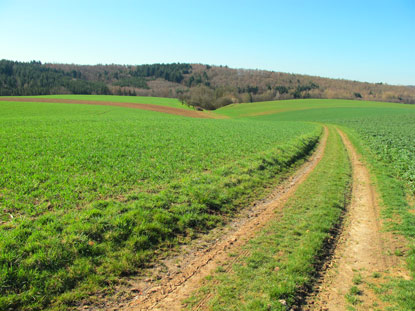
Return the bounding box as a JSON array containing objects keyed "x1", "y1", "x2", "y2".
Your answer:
[{"x1": 0, "y1": 97, "x2": 214, "y2": 119}]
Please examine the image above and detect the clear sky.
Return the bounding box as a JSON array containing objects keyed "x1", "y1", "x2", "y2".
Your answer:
[{"x1": 1, "y1": 0, "x2": 414, "y2": 85}]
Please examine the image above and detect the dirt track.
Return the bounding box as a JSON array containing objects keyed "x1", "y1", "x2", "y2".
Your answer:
[
  {"x1": 304, "y1": 129, "x2": 407, "y2": 311},
  {"x1": 118, "y1": 127, "x2": 328, "y2": 311},
  {"x1": 0, "y1": 97, "x2": 214, "y2": 118}
]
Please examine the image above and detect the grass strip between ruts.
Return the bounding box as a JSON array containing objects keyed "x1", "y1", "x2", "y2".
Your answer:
[{"x1": 186, "y1": 126, "x2": 351, "y2": 311}]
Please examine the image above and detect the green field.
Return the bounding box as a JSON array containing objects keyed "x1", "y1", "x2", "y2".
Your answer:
[
  {"x1": 215, "y1": 98, "x2": 410, "y2": 118},
  {"x1": 0, "y1": 99, "x2": 320, "y2": 310},
  {"x1": 1, "y1": 96, "x2": 415, "y2": 310}
]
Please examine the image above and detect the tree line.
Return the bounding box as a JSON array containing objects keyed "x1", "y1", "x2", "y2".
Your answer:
[
  {"x1": 1, "y1": 59, "x2": 415, "y2": 109},
  {"x1": 0, "y1": 60, "x2": 110, "y2": 96}
]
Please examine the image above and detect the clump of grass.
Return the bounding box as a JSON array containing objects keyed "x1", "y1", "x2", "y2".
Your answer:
[
  {"x1": 353, "y1": 274, "x2": 363, "y2": 285},
  {"x1": 394, "y1": 249, "x2": 404, "y2": 257},
  {"x1": 345, "y1": 285, "x2": 363, "y2": 306},
  {"x1": 350, "y1": 285, "x2": 362, "y2": 296},
  {"x1": 372, "y1": 272, "x2": 381, "y2": 279}
]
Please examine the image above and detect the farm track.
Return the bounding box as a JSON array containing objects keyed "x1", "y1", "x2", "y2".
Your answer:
[
  {"x1": 304, "y1": 129, "x2": 408, "y2": 311},
  {"x1": 123, "y1": 127, "x2": 328, "y2": 311},
  {"x1": 0, "y1": 97, "x2": 214, "y2": 118}
]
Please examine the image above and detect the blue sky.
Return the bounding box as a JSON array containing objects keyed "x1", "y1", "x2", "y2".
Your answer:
[{"x1": 1, "y1": 0, "x2": 414, "y2": 85}]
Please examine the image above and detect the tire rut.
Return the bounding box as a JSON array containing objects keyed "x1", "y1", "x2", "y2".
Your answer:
[
  {"x1": 191, "y1": 248, "x2": 251, "y2": 311},
  {"x1": 304, "y1": 129, "x2": 407, "y2": 311}
]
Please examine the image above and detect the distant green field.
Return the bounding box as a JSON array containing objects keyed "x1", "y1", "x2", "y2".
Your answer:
[
  {"x1": 216, "y1": 98, "x2": 412, "y2": 118},
  {"x1": 22, "y1": 94, "x2": 190, "y2": 109},
  {"x1": 0, "y1": 100, "x2": 320, "y2": 310}
]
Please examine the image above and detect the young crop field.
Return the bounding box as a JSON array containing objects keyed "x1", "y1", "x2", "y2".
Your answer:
[
  {"x1": 0, "y1": 99, "x2": 320, "y2": 310},
  {"x1": 1, "y1": 96, "x2": 415, "y2": 311},
  {"x1": 215, "y1": 98, "x2": 407, "y2": 118}
]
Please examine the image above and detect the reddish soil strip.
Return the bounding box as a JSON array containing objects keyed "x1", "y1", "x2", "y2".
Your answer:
[
  {"x1": 304, "y1": 130, "x2": 409, "y2": 311},
  {"x1": 121, "y1": 127, "x2": 328, "y2": 311},
  {"x1": 0, "y1": 97, "x2": 214, "y2": 119}
]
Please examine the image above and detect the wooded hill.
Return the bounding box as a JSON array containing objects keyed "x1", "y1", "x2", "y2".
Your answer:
[{"x1": 1, "y1": 59, "x2": 414, "y2": 109}]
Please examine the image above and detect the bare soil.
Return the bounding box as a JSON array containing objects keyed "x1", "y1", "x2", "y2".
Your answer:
[
  {"x1": 108, "y1": 127, "x2": 328, "y2": 311},
  {"x1": 0, "y1": 97, "x2": 213, "y2": 118},
  {"x1": 304, "y1": 129, "x2": 409, "y2": 311}
]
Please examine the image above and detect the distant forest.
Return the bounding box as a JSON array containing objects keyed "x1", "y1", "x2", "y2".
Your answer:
[{"x1": 1, "y1": 59, "x2": 414, "y2": 109}]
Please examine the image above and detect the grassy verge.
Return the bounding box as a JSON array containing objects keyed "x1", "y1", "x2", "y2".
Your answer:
[
  {"x1": 186, "y1": 126, "x2": 351, "y2": 310},
  {"x1": 339, "y1": 126, "x2": 415, "y2": 311}
]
